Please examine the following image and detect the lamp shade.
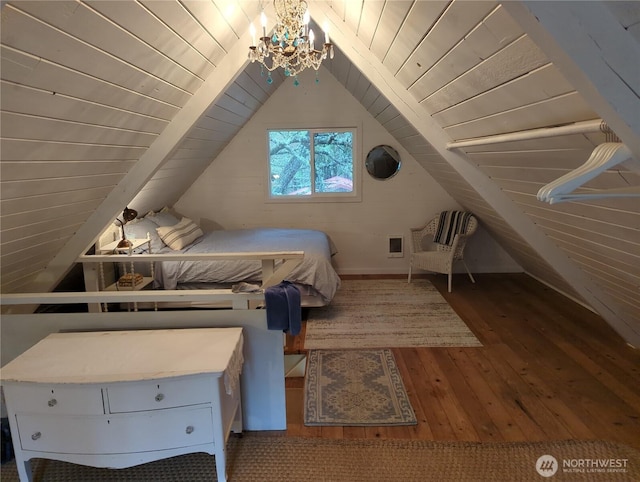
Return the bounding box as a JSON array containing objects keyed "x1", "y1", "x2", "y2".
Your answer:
[{"x1": 122, "y1": 207, "x2": 137, "y2": 222}]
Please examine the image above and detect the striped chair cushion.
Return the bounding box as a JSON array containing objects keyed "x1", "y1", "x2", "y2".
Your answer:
[
  {"x1": 433, "y1": 211, "x2": 473, "y2": 246},
  {"x1": 156, "y1": 217, "x2": 203, "y2": 250}
]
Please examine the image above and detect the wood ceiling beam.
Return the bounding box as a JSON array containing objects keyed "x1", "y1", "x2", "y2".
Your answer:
[{"x1": 310, "y1": 0, "x2": 639, "y2": 346}]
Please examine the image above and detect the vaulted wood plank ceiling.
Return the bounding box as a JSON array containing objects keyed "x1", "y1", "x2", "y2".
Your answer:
[{"x1": 1, "y1": 1, "x2": 638, "y2": 345}]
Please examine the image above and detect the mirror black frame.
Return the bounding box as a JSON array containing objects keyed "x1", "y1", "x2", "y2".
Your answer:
[{"x1": 365, "y1": 145, "x2": 401, "y2": 180}]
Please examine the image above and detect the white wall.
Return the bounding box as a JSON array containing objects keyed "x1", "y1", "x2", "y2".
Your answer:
[{"x1": 176, "y1": 67, "x2": 520, "y2": 275}]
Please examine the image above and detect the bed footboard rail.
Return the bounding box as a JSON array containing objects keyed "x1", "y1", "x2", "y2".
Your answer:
[{"x1": 78, "y1": 251, "x2": 304, "y2": 288}]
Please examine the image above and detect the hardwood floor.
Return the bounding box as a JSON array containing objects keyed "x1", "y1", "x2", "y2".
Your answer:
[{"x1": 283, "y1": 273, "x2": 640, "y2": 450}]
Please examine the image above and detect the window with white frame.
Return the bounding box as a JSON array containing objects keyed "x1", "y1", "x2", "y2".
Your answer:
[{"x1": 267, "y1": 128, "x2": 358, "y2": 201}]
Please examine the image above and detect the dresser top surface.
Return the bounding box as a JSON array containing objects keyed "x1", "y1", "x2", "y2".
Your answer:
[{"x1": 1, "y1": 327, "x2": 243, "y2": 384}]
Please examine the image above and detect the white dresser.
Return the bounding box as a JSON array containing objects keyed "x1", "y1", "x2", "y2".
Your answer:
[{"x1": 1, "y1": 328, "x2": 244, "y2": 482}]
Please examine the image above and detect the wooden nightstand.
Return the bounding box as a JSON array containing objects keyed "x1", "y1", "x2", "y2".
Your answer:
[{"x1": 98, "y1": 237, "x2": 154, "y2": 311}]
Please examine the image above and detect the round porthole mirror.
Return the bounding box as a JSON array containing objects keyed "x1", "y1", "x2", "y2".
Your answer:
[{"x1": 365, "y1": 145, "x2": 401, "y2": 180}]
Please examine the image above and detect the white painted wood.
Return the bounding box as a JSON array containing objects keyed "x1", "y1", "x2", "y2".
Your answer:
[
  {"x1": 77, "y1": 251, "x2": 304, "y2": 263},
  {"x1": 139, "y1": 0, "x2": 226, "y2": 66},
  {"x1": 343, "y1": 0, "x2": 364, "y2": 36},
  {"x1": 1, "y1": 199, "x2": 100, "y2": 232},
  {"x1": 180, "y1": 0, "x2": 235, "y2": 54},
  {"x1": 1, "y1": 161, "x2": 134, "y2": 183},
  {"x1": 549, "y1": 237, "x2": 640, "y2": 278},
  {"x1": 484, "y1": 166, "x2": 636, "y2": 189},
  {"x1": 502, "y1": 1, "x2": 640, "y2": 158},
  {"x1": 86, "y1": 1, "x2": 215, "y2": 80},
  {"x1": 421, "y1": 34, "x2": 549, "y2": 114},
  {"x1": 0, "y1": 81, "x2": 169, "y2": 133},
  {"x1": 312, "y1": 0, "x2": 640, "y2": 346},
  {"x1": 2, "y1": 328, "x2": 244, "y2": 482},
  {"x1": 467, "y1": 149, "x2": 590, "y2": 169},
  {"x1": 2, "y1": 223, "x2": 85, "y2": 256},
  {"x1": 408, "y1": 4, "x2": 522, "y2": 102},
  {"x1": 383, "y1": 0, "x2": 449, "y2": 75},
  {"x1": 355, "y1": 0, "x2": 385, "y2": 49},
  {"x1": 1, "y1": 5, "x2": 192, "y2": 104},
  {"x1": 1, "y1": 0, "x2": 637, "y2": 354},
  {"x1": 0, "y1": 187, "x2": 113, "y2": 217},
  {"x1": 27, "y1": 13, "x2": 259, "y2": 295},
  {"x1": 444, "y1": 92, "x2": 596, "y2": 141},
  {"x1": 1, "y1": 139, "x2": 146, "y2": 162},
  {"x1": 462, "y1": 133, "x2": 599, "y2": 153},
  {"x1": 524, "y1": 215, "x2": 640, "y2": 257},
  {"x1": 0, "y1": 311, "x2": 287, "y2": 432},
  {"x1": 5, "y1": 384, "x2": 105, "y2": 416},
  {"x1": 432, "y1": 64, "x2": 572, "y2": 127},
  {"x1": 395, "y1": 0, "x2": 498, "y2": 88},
  {"x1": 509, "y1": 192, "x2": 640, "y2": 228},
  {"x1": 0, "y1": 46, "x2": 179, "y2": 119},
  {"x1": 1, "y1": 174, "x2": 124, "y2": 200},
  {"x1": 14, "y1": 406, "x2": 215, "y2": 453},
  {"x1": 1, "y1": 112, "x2": 157, "y2": 147}
]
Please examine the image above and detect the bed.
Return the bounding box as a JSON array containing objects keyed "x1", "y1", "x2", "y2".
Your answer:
[{"x1": 117, "y1": 212, "x2": 341, "y2": 307}]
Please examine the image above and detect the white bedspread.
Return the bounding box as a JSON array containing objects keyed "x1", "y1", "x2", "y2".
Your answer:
[{"x1": 154, "y1": 228, "x2": 340, "y2": 303}]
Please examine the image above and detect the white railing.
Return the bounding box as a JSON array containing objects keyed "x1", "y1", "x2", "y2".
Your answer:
[{"x1": 1, "y1": 251, "x2": 304, "y2": 311}]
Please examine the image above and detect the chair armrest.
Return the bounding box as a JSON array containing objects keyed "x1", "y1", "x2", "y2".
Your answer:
[
  {"x1": 450, "y1": 232, "x2": 473, "y2": 258},
  {"x1": 409, "y1": 217, "x2": 439, "y2": 253},
  {"x1": 409, "y1": 226, "x2": 431, "y2": 253}
]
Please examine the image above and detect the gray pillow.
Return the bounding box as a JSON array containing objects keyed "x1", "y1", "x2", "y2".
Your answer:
[{"x1": 123, "y1": 218, "x2": 165, "y2": 253}]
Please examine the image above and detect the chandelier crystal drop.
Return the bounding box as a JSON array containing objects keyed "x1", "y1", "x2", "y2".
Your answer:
[{"x1": 248, "y1": 0, "x2": 334, "y2": 85}]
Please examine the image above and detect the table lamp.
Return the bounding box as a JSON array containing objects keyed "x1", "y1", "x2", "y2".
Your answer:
[{"x1": 116, "y1": 207, "x2": 138, "y2": 248}]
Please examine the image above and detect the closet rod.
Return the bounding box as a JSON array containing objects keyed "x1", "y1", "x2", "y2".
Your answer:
[{"x1": 446, "y1": 119, "x2": 605, "y2": 149}]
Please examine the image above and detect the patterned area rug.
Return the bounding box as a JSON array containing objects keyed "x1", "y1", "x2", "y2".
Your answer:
[
  {"x1": 3, "y1": 436, "x2": 639, "y2": 481},
  {"x1": 304, "y1": 349, "x2": 417, "y2": 426},
  {"x1": 304, "y1": 278, "x2": 482, "y2": 349}
]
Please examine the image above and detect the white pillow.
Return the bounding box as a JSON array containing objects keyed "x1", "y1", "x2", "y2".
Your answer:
[{"x1": 156, "y1": 217, "x2": 203, "y2": 250}]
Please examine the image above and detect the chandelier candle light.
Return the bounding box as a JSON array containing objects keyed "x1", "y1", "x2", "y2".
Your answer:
[{"x1": 248, "y1": 0, "x2": 334, "y2": 85}]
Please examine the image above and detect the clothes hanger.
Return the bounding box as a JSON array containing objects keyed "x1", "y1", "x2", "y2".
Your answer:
[
  {"x1": 537, "y1": 142, "x2": 640, "y2": 204},
  {"x1": 546, "y1": 186, "x2": 640, "y2": 204}
]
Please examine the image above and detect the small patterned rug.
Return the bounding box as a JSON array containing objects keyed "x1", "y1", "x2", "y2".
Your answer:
[
  {"x1": 305, "y1": 278, "x2": 482, "y2": 349},
  {"x1": 304, "y1": 349, "x2": 417, "y2": 426}
]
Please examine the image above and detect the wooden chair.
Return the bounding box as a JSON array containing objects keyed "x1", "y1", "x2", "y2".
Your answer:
[{"x1": 407, "y1": 213, "x2": 478, "y2": 292}]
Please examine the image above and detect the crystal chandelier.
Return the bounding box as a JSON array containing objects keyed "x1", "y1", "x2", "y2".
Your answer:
[{"x1": 248, "y1": 0, "x2": 334, "y2": 85}]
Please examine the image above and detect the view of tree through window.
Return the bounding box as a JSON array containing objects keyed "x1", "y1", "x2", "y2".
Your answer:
[{"x1": 268, "y1": 129, "x2": 354, "y2": 197}]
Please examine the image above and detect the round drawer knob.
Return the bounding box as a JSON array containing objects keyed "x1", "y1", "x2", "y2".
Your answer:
[
  {"x1": 155, "y1": 393, "x2": 164, "y2": 402},
  {"x1": 31, "y1": 432, "x2": 42, "y2": 441},
  {"x1": 185, "y1": 425, "x2": 194, "y2": 435},
  {"x1": 48, "y1": 399, "x2": 57, "y2": 407}
]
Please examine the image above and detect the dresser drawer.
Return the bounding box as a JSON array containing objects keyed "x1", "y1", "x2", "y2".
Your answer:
[
  {"x1": 17, "y1": 406, "x2": 214, "y2": 454},
  {"x1": 4, "y1": 384, "x2": 104, "y2": 416},
  {"x1": 106, "y1": 376, "x2": 215, "y2": 413}
]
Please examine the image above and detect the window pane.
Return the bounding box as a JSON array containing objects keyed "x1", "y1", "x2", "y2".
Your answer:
[
  {"x1": 268, "y1": 130, "x2": 311, "y2": 196},
  {"x1": 313, "y1": 131, "x2": 354, "y2": 193}
]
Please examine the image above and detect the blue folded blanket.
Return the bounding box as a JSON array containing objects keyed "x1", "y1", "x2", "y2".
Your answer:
[
  {"x1": 264, "y1": 281, "x2": 301, "y2": 335},
  {"x1": 433, "y1": 211, "x2": 473, "y2": 246}
]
